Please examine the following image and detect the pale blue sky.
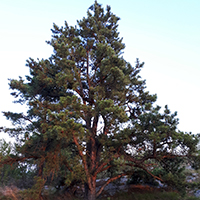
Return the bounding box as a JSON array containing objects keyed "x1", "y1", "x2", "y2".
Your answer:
[{"x1": 0, "y1": 0, "x2": 200, "y2": 141}]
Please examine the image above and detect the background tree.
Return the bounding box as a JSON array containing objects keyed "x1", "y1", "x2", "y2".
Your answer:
[
  {"x1": 0, "y1": 1, "x2": 199, "y2": 200},
  {"x1": 0, "y1": 139, "x2": 36, "y2": 189}
]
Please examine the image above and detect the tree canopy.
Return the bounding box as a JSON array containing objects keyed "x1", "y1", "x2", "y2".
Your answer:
[{"x1": 1, "y1": 1, "x2": 199, "y2": 200}]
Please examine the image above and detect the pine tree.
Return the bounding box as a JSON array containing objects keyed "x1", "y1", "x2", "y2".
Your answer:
[{"x1": 1, "y1": 1, "x2": 199, "y2": 200}]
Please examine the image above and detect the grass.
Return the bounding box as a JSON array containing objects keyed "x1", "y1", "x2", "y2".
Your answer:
[
  {"x1": 0, "y1": 186, "x2": 200, "y2": 200},
  {"x1": 100, "y1": 191, "x2": 200, "y2": 200}
]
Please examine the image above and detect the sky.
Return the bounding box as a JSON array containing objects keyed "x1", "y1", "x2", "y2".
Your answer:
[{"x1": 0, "y1": 0, "x2": 200, "y2": 141}]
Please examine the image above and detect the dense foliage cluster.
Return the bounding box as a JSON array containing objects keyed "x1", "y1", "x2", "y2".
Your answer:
[{"x1": 0, "y1": 1, "x2": 199, "y2": 200}]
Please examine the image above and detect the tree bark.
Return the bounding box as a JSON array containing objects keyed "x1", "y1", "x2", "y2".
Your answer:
[
  {"x1": 88, "y1": 187, "x2": 96, "y2": 200},
  {"x1": 84, "y1": 178, "x2": 96, "y2": 200}
]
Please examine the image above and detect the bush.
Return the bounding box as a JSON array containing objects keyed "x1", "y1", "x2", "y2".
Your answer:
[{"x1": 128, "y1": 169, "x2": 159, "y2": 187}]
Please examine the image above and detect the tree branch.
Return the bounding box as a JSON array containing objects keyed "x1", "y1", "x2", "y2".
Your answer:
[
  {"x1": 72, "y1": 132, "x2": 92, "y2": 189},
  {"x1": 96, "y1": 173, "x2": 126, "y2": 198}
]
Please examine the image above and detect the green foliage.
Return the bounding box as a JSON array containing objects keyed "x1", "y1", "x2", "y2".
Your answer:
[
  {"x1": 20, "y1": 176, "x2": 46, "y2": 200},
  {"x1": 123, "y1": 104, "x2": 199, "y2": 196},
  {"x1": 0, "y1": 139, "x2": 36, "y2": 189},
  {"x1": 128, "y1": 168, "x2": 159, "y2": 186},
  {"x1": 150, "y1": 157, "x2": 187, "y2": 196},
  {"x1": 0, "y1": 163, "x2": 36, "y2": 189}
]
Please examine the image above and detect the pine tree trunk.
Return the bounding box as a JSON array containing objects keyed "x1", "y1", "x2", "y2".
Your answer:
[
  {"x1": 88, "y1": 187, "x2": 96, "y2": 200},
  {"x1": 84, "y1": 178, "x2": 96, "y2": 200}
]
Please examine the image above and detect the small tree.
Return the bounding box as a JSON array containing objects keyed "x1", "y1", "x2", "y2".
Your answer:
[
  {"x1": 1, "y1": 1, "x2": 199, "y2": 200},
  {"x1": 0, "y1": 139, "x2": 36, "y2": 189}
]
